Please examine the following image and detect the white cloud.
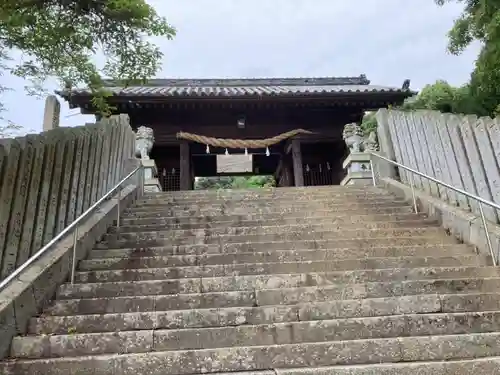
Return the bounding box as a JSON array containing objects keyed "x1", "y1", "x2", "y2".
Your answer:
[{"x1": 1, "y1": 0, "x2": 480, "y2": 132}]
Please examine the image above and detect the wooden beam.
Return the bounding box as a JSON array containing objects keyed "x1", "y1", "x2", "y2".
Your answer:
[
  {"x1": 291, "y1": 139, "x2": 304, "y2": 187},
  {"x1": 180, "y1": 141, "x2": 191, "y2": 190}
]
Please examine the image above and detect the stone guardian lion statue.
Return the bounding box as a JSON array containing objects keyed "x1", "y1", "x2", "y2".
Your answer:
[
  {"x1": 342, "y1": 123, "x2": 379, "y2": 153},
  {"x1": 135, "y1": 126, "x2": 155, "y2": 160}
]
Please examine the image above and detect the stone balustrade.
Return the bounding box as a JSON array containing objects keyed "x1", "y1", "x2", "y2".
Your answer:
[
  {"x1": 0, "y1": 114, "x2": 136, "y2": 282},
  {"x1": 375, "y1": 109, "x2": 500, "y2": 223},
  {"x1": 374, "y1": 109, "x2": 500, "y2": 262}
]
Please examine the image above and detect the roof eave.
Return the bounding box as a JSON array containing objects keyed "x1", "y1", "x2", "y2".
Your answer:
[{"x1": 56, "y1": 89, "x2": 415, "y2": 103}]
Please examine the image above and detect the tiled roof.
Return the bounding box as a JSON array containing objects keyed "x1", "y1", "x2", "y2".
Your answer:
[{"x1": 57, "y1": 76, "x2": 412, "y2": 99}]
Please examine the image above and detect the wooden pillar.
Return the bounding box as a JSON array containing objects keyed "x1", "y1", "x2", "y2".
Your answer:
[
  {"x1": 291, "y1": 139, "x2": 304, "y2": 187},
  {"x1": 179, "y1": 141, "x2": 191, "y2": 191},
  {"x1": 277, "y1": 156, "x2": 293, "y2": 187},
  {"x1": 190, "y1": 166, "x2": 196, "y2": 190},
  {"x1": 283, "y1": 163, "x2": 293, "y2": 187}
]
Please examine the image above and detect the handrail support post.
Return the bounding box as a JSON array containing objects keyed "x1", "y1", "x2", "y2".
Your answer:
[
  {"x1": 478, "y1": 202, "x2": 496, "y2": 266},
  {"x1": 117, "y1": 187, "x2": 121, "y2": 229},
  {"x1": 370, "y1": 158, "x2": 376, "y2": 187},
  {"x1": 139, "y1": 166, "x2": 145, "y2": 196},
  {"x1": 70, "y1": 227, "x2": 78, "y2": 284},
  {"x1": 409, "y1": 172, "x2": 418, "y2": 214}
]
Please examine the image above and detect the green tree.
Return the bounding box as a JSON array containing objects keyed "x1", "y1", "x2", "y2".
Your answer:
[
  {"x1": 360, "y1": 80, "x2": 483, "y2": 132},
  {"x1": 404, "y1": 80, "x2": 482, "y2": 114},
  {"x1": 435, "y1": 0, "x2": 500, "y2": 116},
  {"x1": 231, "y1": 176, "x2": 275, "y2": 189},
  {"x1": 410, "y1": 80, "x2": 458, "y2": 112},
  {"x1": 194, "y1": 177, "x2": 235, "y2": 190},
  {"x1": 194, "y1": 176, "x2": 275, "y2": 190},
  {"x1": 0, "y1": 0, "x2": 175, "y2": 116}
]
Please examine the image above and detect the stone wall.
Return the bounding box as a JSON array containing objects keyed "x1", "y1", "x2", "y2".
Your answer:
[
  {"x1": 375, "y1": 109, "x2": 500, "y2": 223},
  {"x1": 0, "y1": 183, "x2": 140, "y2": 359},
  {"x1": 0, "y1": 114, "x2": 136, "y2": 282}
]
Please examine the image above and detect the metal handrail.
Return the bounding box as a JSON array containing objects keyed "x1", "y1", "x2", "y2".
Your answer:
[
  {"x1": 370, "y1": 152, "x2": 500, "y2": 265},
  {"x1": 0, "y1": 165, "x2": 144, "y2": 292}
]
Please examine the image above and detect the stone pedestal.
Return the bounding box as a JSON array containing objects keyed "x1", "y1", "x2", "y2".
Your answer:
[
  {"x1": 341, "y1": 152, "x2": 373, "y2": 186},
  {"x1": 141, "y1": 159, "x2": 162, "y2": 193}
]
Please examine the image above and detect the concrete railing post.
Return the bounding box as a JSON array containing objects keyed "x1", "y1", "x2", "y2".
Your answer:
[{"x1": 374, "y1": 109, "x2": 397, "y2": 179}]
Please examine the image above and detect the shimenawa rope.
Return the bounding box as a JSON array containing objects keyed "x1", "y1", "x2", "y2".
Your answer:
[{"x1": 176, "y1": 129, "x2": 313, "y2": 149}]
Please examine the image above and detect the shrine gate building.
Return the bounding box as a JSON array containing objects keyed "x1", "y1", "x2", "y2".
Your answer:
[{"x1": 57, "y1": 75, "x2": 413, "y2": 191}]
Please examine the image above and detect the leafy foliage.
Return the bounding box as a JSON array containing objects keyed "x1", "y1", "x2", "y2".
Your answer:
[
  {"x1": 360, "y1": 80, "x2": 484, "y2": 132},
  {"x1": 194, "y1": 176, "x2": 276, "y2": 190},
  {"x1": 0, "y1": 123, "x2": 23, "y2": 138},
  {"x1": 0, "y1": 0, "x2": 175, "y2": 116},
  {"x1": 0, "y1": 52, "x2": 23, "y2": 138},
  {"x1": 435, "y1": 0, "x2": 500, "y2": 116},
  {"x1": 409, "y1": 80, "x2": 460, "y2": 112},
  {"x1": 402, "y1": 80, "x2": 485, "y2": 114},
  {"x1": 360, "y1": 112, "x2": 377, "y2": 136}
]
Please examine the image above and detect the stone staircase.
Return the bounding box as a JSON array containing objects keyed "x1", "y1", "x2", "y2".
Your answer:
[{"x1": 4, "y1": 185, "x2": 500, "y2": 374}]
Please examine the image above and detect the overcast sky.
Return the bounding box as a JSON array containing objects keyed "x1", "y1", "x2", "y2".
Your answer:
[{"x1": 1, "y1": 0, "x2": 480, "y2": 132}]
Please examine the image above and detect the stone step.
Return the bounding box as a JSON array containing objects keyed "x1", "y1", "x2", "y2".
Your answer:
[
  {"x1": 55, "y1": 276, "x2": 500, "y2": 302},
  {"x1": 104, "y1": 220, "x2": 439, "y2": 240},
  {"x1": 122, "y1": 206, "x2": 414, "y2": 220},
  {"x1": 120, "y1": 208, "x2": 416, "y2": 224},
  {"x1": 124, "y1": 202, "x2": 411, "y2": 217},
  {"x1": 273, "y1": 359, "x2": 500, "y2": 375},
  {"x1": 112, "y1": 213, "x2": 432, "y2": 232},
  {"x1": 83, "y1": 244, "x2": 474, "y2": 268},
  {"x1": 119, "y1": 211, "x2": 426, "y2": 230},
  {"x1": 96, "y1": 227, "x2": 453, "y2": 248},
  {"x1": 102, "y1": 226, "x2": 446, "y2": 244},
  {"x1": 139, "y1": 186, "x2": 389, "y2": 200},
  {"x1": 132, "y1": 196, "x2": 402, "y2": 210},
  {"x1": 40, "y1": 291, "x2": 500, "y2": 324},
  {"x1": 73, "y1": 254, "x2": 487, "y2": 284},
  {"x1": 142, "y1": 186, "x2": 389, "y2": 197},
  {"x1": 134, "y1": 200, "x2": 402, "y2": 210},
  {"x1": 92, "y1": 237, "x2": 463, "y2": 256},
  {"x1": 72, "y1": 266, "x2": 497, "y2": 290},
  {"x1": 87, "y1": 360, "x2": 500, "y2": 375},
  {"x1": 5, "y1": 332, "x2": 500, "y2": 375},
  {"x1": 39, "y1": 292, "x2": 444, "y2": 321},
  {"x1": 36, "y1": 290, "x2": 499, "y2": 333},
  {"x1": 28, "y1": 296, "x2": 448, "y2": 334},
  {"x1": 134, "y1": 191, "x2": 398, "y2": 202},
  {"x1": 136, "y1": 190, "x2": 396, "y2": 206},
  {"x1": 254, "y1": 277, "x2": 500, "y2": 306},
  {"x1": 13, "y1": 311, "x2": 500, "y2": 359},
  {"x1": 79, "y1": 236, "x2": 490, "y2": 273}
]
